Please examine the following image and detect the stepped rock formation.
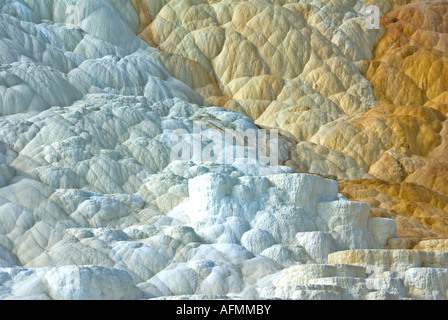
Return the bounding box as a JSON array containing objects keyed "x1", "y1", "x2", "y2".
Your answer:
[
  {"x1": 133, "y1": 0, "x2": 448, "y2": 242},
  {"x1": 0, "y1": 0, "x2": 447, "y2": 300}
]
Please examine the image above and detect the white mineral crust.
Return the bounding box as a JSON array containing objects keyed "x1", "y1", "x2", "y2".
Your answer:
[{"x1": 0, "y1": 0, "x2": 447, "y2": 300}]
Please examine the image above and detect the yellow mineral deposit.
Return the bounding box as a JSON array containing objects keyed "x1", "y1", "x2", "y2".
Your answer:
[
  {"x1": 132, "y1": 0, "x2": 448, "y2": 247},
  {"x1": 0, "y1": 0, "x2": 447, "y2": 300}
]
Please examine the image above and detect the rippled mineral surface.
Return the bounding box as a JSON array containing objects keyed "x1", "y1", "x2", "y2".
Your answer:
[{"x1": 0, "y1": 0, "x2": 447, "y2": 300}]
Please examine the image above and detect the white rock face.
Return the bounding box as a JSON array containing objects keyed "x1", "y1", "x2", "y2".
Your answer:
[{"x1": 0, "y1": 0, "x2": 447, "y2": 300}]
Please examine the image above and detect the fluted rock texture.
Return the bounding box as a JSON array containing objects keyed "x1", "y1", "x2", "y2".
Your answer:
[
  {"x1": 134, "y1": 0, "x2": 381, "y2": 141},
  {"x1": 131, "y1": 0, "x2": 448, "y2": 243},
  {"x1": 0, "y1": 0, "x2": 447, "y2": 300},
  {"x1": 339, "y1": 0, "x2": 448, "y2": 242}
]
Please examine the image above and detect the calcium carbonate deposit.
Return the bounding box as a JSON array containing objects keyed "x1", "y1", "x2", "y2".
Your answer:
[{"x1": 0, "y1": 0, "x2": 447, "y2": 300}]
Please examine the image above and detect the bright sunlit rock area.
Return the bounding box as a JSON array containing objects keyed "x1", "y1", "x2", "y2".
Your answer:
[{"x1": 0, "y1": 0, "x2": 447, "y2": 300}]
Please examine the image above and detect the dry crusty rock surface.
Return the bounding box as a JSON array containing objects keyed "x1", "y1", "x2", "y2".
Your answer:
[
  {"x1": 133, "y1": 0, "x2": 448, "y2": 245},
  {"x1": 0, "y1": 0, "x2": 447, "y2": 300},
  {"x1": 340, "y1": 0, "x2": 448, "y2": 244}
]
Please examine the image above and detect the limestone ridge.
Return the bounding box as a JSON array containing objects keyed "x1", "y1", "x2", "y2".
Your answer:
[{"x1": 0, "y1": 0, "x2": 447, "y2": 300}]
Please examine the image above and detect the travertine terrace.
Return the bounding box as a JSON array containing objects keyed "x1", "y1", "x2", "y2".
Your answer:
[{"x1": 0, "y1": 0, "x2": 447, "y2": 300}]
